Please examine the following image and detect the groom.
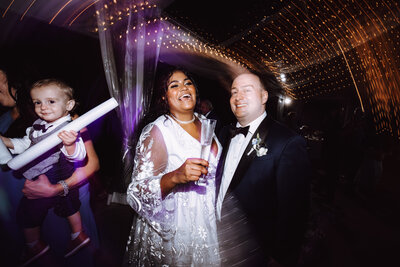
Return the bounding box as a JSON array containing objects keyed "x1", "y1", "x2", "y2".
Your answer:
[{"x1": 216, "y1": 71, "x2": 311, "y2": 267}]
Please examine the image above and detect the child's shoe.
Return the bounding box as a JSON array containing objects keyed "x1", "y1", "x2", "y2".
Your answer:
[
  {"x1": 64, "y1": 231, "x2": 90, "y2": 258},
  {"x1": 20, "y1": 240, "x2": 49, "y2": 267}
]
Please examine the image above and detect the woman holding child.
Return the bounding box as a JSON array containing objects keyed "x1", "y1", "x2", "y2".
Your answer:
[{"x1": 0, "y1": 64, "x2": 99, "y2": 266}]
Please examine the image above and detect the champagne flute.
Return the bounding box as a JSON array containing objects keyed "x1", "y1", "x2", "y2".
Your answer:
[{"x1": 195, "y1": 119, "x2": 217, "y2": 186}]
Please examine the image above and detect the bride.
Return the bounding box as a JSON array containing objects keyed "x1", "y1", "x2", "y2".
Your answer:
[{"x1": 124, "y1": 67, "x2": 221, "y2": 266}]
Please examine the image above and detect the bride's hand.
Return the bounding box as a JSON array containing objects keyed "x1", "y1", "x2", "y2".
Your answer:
[
  {"x1": 161, "y1": 158, "x2": 209, "y2": 197},
  {"x1": 173, "y1": 158, "x2": 209, "y2": 184}
]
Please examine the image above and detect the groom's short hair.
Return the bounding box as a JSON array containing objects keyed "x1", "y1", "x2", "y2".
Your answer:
[{"x1": 248, "y1": 69, "x2": 281, "y2": 95}]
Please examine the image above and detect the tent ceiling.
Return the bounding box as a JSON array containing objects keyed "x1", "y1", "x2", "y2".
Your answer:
[{"x1": 1, "y1": 1, "x2": 400, "y2": 136}]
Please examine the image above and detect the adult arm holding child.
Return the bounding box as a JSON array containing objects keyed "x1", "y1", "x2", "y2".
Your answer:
[{"x1": 22, "y1": 127, "x2": 99, "y2": 199}]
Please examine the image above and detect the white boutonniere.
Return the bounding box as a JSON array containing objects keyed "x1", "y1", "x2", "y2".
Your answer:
[{"x1": 247, "y1": 133, "x2": 268, "y2": 157}]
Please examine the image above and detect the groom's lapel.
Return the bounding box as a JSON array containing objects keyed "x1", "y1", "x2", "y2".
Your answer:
[{"x1": 228, "y1": 116, "x2": 272, "y2": 191}]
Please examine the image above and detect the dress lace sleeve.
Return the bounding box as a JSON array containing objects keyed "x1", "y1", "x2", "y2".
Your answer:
[{"x1": 126, "y1": 122, "x2": 174, "y2": 234}]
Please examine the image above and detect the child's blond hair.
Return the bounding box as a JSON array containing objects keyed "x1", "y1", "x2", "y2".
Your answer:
[{"x1": 31, "y1": 78, "x2": 78, "y2": 114}]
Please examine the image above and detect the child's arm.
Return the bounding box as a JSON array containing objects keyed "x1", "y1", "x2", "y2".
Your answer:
[
  {"x1": 58, "y1": 130, "x2": 86, "y2": 161},
  {"x1": 0, "y1": 135, "x2": 14, "y2": 149},
  {"x1": 7, "y1": 127, "x2": 32, "y2": 154},
  {"x1": 58, "y1": 130, "x2": 78, "y2": 155}
]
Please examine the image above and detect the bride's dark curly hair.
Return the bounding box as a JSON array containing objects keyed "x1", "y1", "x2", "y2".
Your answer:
[
  {"x1": 132, "y1": 65, "x2": 200, "y2": 152},
  {"x1": 157, "y1": 65, "x2": 199, "y2": 114},
  {"x1": 141, "y1": 65, "x2": 200, "y2": 127}
]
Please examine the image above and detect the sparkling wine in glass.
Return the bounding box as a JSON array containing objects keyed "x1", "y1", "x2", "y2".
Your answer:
[{"x1": 196, "y1": 119, "x2": 217, "y2": 186}]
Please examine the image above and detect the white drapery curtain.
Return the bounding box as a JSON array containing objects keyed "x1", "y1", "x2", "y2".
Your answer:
[{"x1": 96, "y1": 1, "x2": 164, "y2": 201}]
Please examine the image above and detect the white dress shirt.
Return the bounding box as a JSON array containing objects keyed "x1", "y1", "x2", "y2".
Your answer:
[{"x1": 216, "y1": 111, "x2": 267, "y2": 220}]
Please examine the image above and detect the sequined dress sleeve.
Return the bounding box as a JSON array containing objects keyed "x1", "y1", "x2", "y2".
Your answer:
[{"x1": 126, "y1": 119, "x2": 174, "y2": 236}]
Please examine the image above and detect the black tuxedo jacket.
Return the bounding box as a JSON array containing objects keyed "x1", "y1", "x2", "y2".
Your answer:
[{"x1": 216, "y1": 116, "x2": 311, "y2": 266}]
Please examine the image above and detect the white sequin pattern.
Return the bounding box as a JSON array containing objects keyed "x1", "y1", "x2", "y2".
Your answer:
[{"x1": 125, "y1": 114, "x2": 221, "y2": 266}]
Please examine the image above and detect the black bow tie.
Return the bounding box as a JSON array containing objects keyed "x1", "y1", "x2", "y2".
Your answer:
[
  {"x1": 32, "y1": 124, "x2": 53, "y2": 133},
  {"x1": 229, "y1": 125, "x2": 250, "y2": 138}
]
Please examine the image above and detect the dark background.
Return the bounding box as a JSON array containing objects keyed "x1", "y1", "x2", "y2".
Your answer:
[{"x1": 1, "y1": 2, "x2": 399, "y2": 267}]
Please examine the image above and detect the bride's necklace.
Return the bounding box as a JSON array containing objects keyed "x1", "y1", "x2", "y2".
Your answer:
[{"x1": 170, "y1": 113, "x2": 195, "y2": 124}]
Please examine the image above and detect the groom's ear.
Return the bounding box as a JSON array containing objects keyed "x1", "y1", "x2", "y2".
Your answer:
[{"x1": 262, "y1": 90, "x2": 268, "y2": 105}]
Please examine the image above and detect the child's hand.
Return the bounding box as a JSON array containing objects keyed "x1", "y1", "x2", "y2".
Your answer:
[
  {"x1": 58, "y1": 130, "x2": 78, "y2": 146},
  {"x1": 0, "y1": 134, "x2": 13, "y2": 149}
]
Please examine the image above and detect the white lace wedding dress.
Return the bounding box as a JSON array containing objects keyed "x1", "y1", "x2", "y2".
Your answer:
[{"x1": 124, "y1": 114, "x2": 221, "y2": 267}]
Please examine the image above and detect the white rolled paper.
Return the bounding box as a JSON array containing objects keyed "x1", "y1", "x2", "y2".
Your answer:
[
  {"x1": 7, "y1": 97, "x2": 119, "y2": 170},
  {"x1": 0, "y1": 138, "x2": 12, "y2": 164}
]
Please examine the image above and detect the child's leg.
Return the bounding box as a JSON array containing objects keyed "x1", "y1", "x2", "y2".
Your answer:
[
  {"x1": 17, "y1": 196, "x2": 53, "y2": 245},
  {"x1": 21, "y1": 226, "x2": 49, "y2": 265},
  {"x1": 56, "y1": 187, "x2": 90, "y2": 257},
  {"x1": 17, "y1": 197, "x2": 51, "y2": 265},
  {"x1": 67, "y1": 211, "x2": 83, "y2": 236},
  {"x1": 64, "y1": 211, "x2": 90, "y2": 257},
  {"x1": 24, "y1": 226, "x2": 40, "y2": 244},
  {"x1": 54, "y1": 185, "x2": 82, "y2": 238}
]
